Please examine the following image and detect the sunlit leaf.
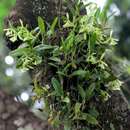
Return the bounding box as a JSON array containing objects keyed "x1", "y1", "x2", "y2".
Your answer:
[
  {"x1": 50, "y1": 17, "x2": 58, "y2": 34},
  {"x1": 74, "y1": 103, "x2": 81, "y2": 114},
  {"x1": 38, "y1": 16, "x2": 46, "y2": 34},
  {"x1": 71, "y1": 70, "x2": 88, "y2": 77}
]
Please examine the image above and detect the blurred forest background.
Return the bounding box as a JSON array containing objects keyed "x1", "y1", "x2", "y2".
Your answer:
[{"x1": 0, "y1": 0, "x2": 130, "y2": 106}]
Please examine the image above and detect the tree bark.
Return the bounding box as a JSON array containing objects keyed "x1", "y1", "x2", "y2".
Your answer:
[
  {"x1": 97, "y1": 91, "x2": 130, "y2": 130},
  {"x1": 0, "y1": 89, "x2": 54, "y2": 130},
  {"x1": 3, "y1": 0, "x2": 130, "y2": 130},
  {"x1": 4, "y1": 0, "x2": 74, "y2": 29},
  {"x1": 4, "y1": 0, "x2": 74, "y2": 50}
]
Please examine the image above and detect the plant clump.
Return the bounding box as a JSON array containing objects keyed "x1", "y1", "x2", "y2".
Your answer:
[{"x1": 4, "y1": 1, "x2": 122, "y2": 130}]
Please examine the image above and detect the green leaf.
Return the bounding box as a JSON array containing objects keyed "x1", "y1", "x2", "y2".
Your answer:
[
  {"x1": 49, "y1": 57, "x2": 61, "y2": 63},
  {"x1": 51, "y1": 114, "x2": 61, "y2": 127},
  {"x1": 87, "y1": 54, "x2": 97, "y2": 64},
  {"x1": 100, "y1": 90, "x2": 110, "y2": 101},
  {"x1": 50, "y1": 17, "x2": 58, "y2": 34},
  {"x1": 94, "y1": 8, "x2": 101, "y2": 18},
  {"x1": 71, "y1": 70, "x2": 87, "y2": 77},
  {"x1": 63, "y1": 20, "x2": 74, "y2": 28},
  {"x1": 35, "y1": 44, "x2": 56, "y2": 52},
  {"x1": 4, "y1": 28, "x2": 17, "y2": 40},
  {"x1": 38, "y1": 16, "x2": 45, "y2": 34},
  {"x1": 78, "y1": 86, "x2": 86, "y2": 100},
  {"x1": 75, "y1": 34, "x2": 84, "y2": 44},
  {"x1": 62, "y1": 96, "x2": 70, "y2": 103},
  {"x1": 33, "y1": 86, "x2": 44, "y2": 97},
  {"x1": 88, "y1": 107, "x2": 99, "y2": 118},
  {"x1": 64, "y1": 121, "x2": 71, "y2": 130},
  {"x1": 88, "y1": 32, "x2": 96, "y2": 54},
  {"x1": 80, "y1": 113, "x2": 98, "y2": 125},
  {"x1": 86, "y1": 83, "x2": 95, "y2": 100},
  {"x1": 74, "y1": 103, "x2": 81, "y2": 114},
  {"x1": 17, "y1": 27, "x2": 31, "y2": 41},
  {"x1": 10, "y1": 48, "x2": 29, "y2": 57},
  {"x1": 33, "y1": 81, "x2": 47, "y2": 97},
  {"x1": 51, "y1": 77, "x2": 64, "y2": 97},
  {"x1": 108, "y1": 79, "x2": 122, "y2": 91},
  {"x1": 63, "y1": 32, "x2": 75, "y2": 52},
  {"x1": 56, "y1": 71, "x2": 66, "y2": 76}
]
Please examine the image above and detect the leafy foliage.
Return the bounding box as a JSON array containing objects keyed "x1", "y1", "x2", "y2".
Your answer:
[{"x1": 4, "y1": 0, "x2": 122, "y2": 129}]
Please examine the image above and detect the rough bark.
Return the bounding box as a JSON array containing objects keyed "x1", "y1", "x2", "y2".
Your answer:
[
  {"x1": 4, "y1": 0, "x2": 74, "y2": 29},
  {"x1": 4, "y1": 0, "x2": 75, "y2": 50},
  {"x1": 97, "y1": 91, "x2": 130, "y2": 130},
  {"x1": 0, "y1": 89, "x2": 54, "y2": 130},
  {"x1": 3, "y1": 0, "x2": 130, "y2": 130}
]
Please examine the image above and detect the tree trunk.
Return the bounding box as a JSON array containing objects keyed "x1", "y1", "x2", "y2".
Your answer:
[
  {"x1": 0, "y1": 89, "x2": 53, "y2": 130},
  {"x1": 3, "y1": 0, "x2": 130, "y2": 130},
  {"x1": 97, "y1": 91, "x2": 130, "y2": 130}
]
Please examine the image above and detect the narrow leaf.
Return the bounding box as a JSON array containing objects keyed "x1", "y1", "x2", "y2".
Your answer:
[
  {"x1": 51, "y1": 77, "x2": 64, "y2": 97},
  {"x1": 35, "y1": 44, "x2": 56, "y2": 52},
  {"x1": 71, "y1": 70, "x2": 87, "y2": 77},
  {"x1": 78, "y1": 86, "x2": 86, "y2": 100},
  {"x1": 50, "y1": 17, "x2": 58, "y2": 34},
  {"x1": 80, "y1": 113, "x2": 98, "y2": 125},
  {"x1": 10, "y1": 48, "x2": 28, "y2": 57},
  {"x1": 38, "y1": 16, "x2": 45, "y2": 34},
  {"x1": 74, "y1": 103, "x2": 81, "y2": 114},
  {"x1": 86, "y1": 83, "x2": 95, "y2": 100}
]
